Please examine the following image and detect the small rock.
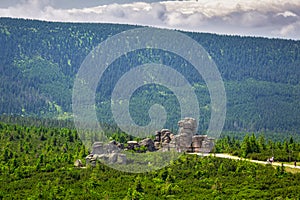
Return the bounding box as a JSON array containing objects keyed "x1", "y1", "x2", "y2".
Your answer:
[{"x1": 74, "y1": 159, "x2": 83, "y2": 167}]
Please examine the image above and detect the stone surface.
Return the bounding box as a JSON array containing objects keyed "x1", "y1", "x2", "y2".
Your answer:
[
  {"x1": 154, "y1": 131, "x2": 161, "y2": 143},
  {"x1": 126, "y1": 141, "x2": 139, "y2": 151},
  {"x1": 86, "y1": 152, "x2": 127, "y2": 166},
  {"x1": 200, "y1": 138, "x2": 215, "y2": 153},
  {"x1": 85, "y1": 154, "x2": 97, "y2": 167},
  {"x1": 178, "y1": 117, "x2": 197, "y2": 135},
  {"x1": 74, "y1": 159, "x2": 83, "y2": 167},
  {"x1": 117, "y1": 154, "x2": 127, "y2": 164},
  {"x1": 139, "y1": 138, "x2": 156, "y2": 152},
  {"x1": 154, "y1": 141, "x2": 160, "y2": 149},
  {"x1": 85, "y1": 142, "x2": 128, "y2": 166},
  {"x1": 176, "y1": 117, "x2": 197, "y2": 152},
  {"x1": 192, "y1": 135, "x2": 207, "y2": 148},
  {"x1": 92, "y1": 142, "x2": 105, "y2": 154},
  {"x1": 108, "y1": 153, "x2": 118, "y2": 163},
  {"x1": 92, "y1": 142, "x2": 121, "y2": 154}
]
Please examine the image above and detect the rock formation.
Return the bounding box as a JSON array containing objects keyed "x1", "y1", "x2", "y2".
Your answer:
[
  {"x1": 86, "y1": 152, "x2": 127, "y2": 166},
  {"x1": 84, "y1": 117, "x2": 215, "y2": 167},
  {"x1": 191, "y1": 135, "x2": 214, "y2": 153},
  {"x1": 154, "y1": 129, "x2": 175, "y2": 150},
  {"x1": 86, "y1": 140, "x2": 126, "y2": 165},
  {"x1": 175, "y1": 117, "x2": 197, "y2": 152},
  {"x1": 92, "y1": 141, "x2": 120, "y2": 154},
  {"x1": 198, "y1": 137, "x2": 215, "y2": 153}
]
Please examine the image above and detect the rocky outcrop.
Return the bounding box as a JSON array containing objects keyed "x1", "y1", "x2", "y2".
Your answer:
[
  {"x1": 190, "y1": 135, "x2": 214, "y2": 153},
  {"x1": 87, "y1": 140, "x2": 126, "y2": 166},
  {"x1": 125, "y1": 140, "x2": 155, "y2": 152},
  {"x1": 84, "y1": 117, "x2": 215, "y2": 167},
  {"x1": 86, "y1": 152, "x2": 127, "y2": 166},
  {"x1": 154, "y1": 129, "x2": 175, "y2": 150},
  {"x1": 86, "y1": 138, "x2": 158, "y2": 166}
]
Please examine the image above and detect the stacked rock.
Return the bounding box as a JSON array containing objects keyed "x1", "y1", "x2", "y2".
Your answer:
[
  {"x1": 154, "y1": 131, "x2": 161, "y2": 149},
  {"x1": 176, "y1": 117, "x2": 197, "y2": 152},
  {"x1": 191, "y1": 135, "x2": 207, "y2": 152},
  {"x1": 154, "y1": 129, "x2": 175, "y2": 150}
]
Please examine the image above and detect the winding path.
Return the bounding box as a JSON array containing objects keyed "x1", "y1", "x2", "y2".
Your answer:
[{"x1": 192, "y1": 153, "x2": 300, "y2": 169}]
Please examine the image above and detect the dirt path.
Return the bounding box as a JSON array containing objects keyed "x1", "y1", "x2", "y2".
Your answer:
[{"x1": 192, "y1": 153, "x2": 300, "y2": 169}]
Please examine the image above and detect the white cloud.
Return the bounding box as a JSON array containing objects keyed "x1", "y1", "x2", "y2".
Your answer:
[
  {"x1": 0, "y1": 0, "x2": 300, "y2": 40},
  {"x1": 277, "y1": 11, "x2": 297, "y2": 18}
]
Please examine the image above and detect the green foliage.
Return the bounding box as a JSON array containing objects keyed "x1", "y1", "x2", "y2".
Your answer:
[
  {"x1": 1, "y1": 18, "x2": 300, "y2": 132},
  {"x1": 0, "y1": 122, "x2": 300, "y2": 199},
  {"x1": 215, "y1": 133, "x2": 300, "y2": 162}
]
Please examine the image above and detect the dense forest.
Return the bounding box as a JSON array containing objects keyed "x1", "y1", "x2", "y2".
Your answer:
[
  {"x1": 1, "y1": 121, "x2": 300, "y2": 199},
  {"x1": 1, "y1": 17, "x2": 300, "y2": 133}
]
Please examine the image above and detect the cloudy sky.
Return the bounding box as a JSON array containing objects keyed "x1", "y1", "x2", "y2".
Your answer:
[{"x1": 0, "y1": 0, "x2": 300, "y2": 40}]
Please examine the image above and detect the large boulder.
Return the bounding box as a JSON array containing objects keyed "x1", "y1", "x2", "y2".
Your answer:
[
  {"x1": 139, "y1": 138, "x2": 156, "y2": 152},
  {"x1": 92, "y1": 141, "x2": 120, "y2": 155},
  {"x1": 153, "y1": 129, "x2": 176, "y2": 151},
  {"x1": 92, "y1": 142, "x2": 105, "y2": 154},
  {"x1": 86, "y1": 153, "x2": 127, "y2": 166}
]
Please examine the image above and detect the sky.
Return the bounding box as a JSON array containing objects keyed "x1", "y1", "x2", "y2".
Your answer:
[{"x1": 0, "y1": 0, "x2": 300, "y2": 40}]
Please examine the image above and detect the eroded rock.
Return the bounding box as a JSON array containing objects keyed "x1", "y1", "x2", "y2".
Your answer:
[
  {"x1": 139, "y1": 138, "x2": 156, "y2": 152},
  {"x1": 84, "y1": 117, "x2": 214, "y2": 167}
]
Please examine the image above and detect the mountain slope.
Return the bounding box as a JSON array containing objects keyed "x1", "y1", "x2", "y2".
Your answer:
[{"x1": 0, "y1": 18, "x2": 300, "y2": 132}]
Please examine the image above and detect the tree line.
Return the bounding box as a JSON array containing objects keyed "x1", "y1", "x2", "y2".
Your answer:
[{"x1": 215, "y1": 134, "x2": 300, "y2": 162}]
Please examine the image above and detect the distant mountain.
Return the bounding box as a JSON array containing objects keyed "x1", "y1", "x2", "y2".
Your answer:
[{"x1": 0, "y1": 17, "x2": 300, "y2": 132}]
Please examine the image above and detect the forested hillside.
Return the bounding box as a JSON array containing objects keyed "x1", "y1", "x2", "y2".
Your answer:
[
  {"x1": 1, "y1": 18, "x2": 300, "y2": 132},
  {"x1": 1, "y1": 122, "x2": 300, "y2": 199}
]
